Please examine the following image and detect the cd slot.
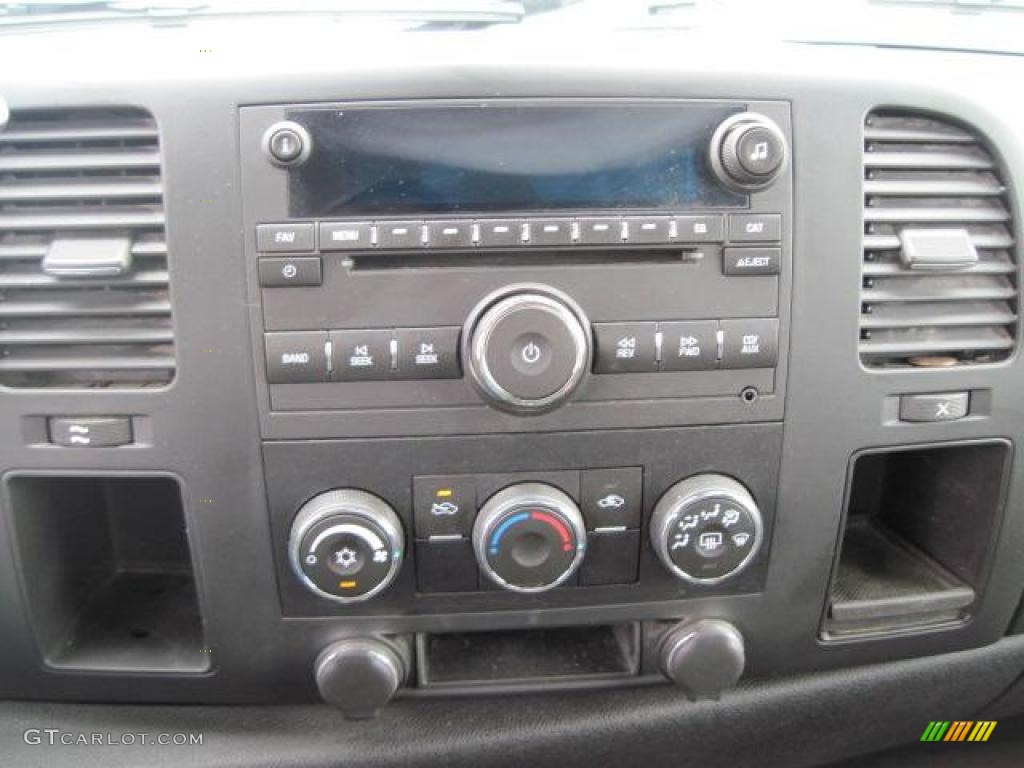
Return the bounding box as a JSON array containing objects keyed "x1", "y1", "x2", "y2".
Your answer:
[{"x1": 348, "y1": 247, "x2": 711, "y2": 271}]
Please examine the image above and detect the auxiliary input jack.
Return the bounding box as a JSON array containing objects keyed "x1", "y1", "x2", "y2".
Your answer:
[{"x1": 740, "y1": 387, "x2": 759, "y2": 405}]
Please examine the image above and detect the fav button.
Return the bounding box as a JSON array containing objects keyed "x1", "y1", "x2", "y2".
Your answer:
[
  {"x1": 592, "y1": 322, "x2": 658, "y2": 373},
  {"x1": 330, "y1": 329, "x2": 393, "y2": 381},
  {"x1": 395, "y1": 327, "x2": 461, "y2": 379},
  {"x1": 256, "y1": 223, "x2": 315, "y2": 253}
]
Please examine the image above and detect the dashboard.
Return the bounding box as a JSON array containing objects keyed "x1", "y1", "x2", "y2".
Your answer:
[{"x1": 1, "y1": 18, "x2": 1024, "y2": 767}]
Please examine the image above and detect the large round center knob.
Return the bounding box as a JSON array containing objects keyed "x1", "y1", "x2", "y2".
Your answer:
[
  {"x1": 464, "y1": 285, "x2": 591, "y2": 415},
  {"x1": 472, "y1": 483, "x2": 586, "y2": 592}
]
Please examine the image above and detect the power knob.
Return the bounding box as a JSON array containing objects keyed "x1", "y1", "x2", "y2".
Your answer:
[
  {"x1": 289, "y1": 489, "x2": 404, "y2": 603},
  {"x1": 650, "y1": 474, "x2": 763, "y2": 585},
  {"x1": 710, "y1": 113, "x2": 787, "y2": 192}
]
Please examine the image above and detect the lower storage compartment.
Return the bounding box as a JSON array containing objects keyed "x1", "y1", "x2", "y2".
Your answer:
[{"x1": 4, "y1": 473, "x2": 208, "y2": 672}]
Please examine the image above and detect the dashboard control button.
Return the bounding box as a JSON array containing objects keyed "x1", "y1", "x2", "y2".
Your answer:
[
  {"x1": 720, "y1": 318, "x2": 779, "y2": 369},
  {"x1": 711, "y1": 113, "x2": 787, "y2": 192},
  {"x1": 659, "y1": 320, "x2": 719, "y2": 371},
  {"x1": 900, "y1": 392, "x2": 970, "y2": 423},
  {"x1": 727, "y1": 214, "x2": 782, "y2": 243},
  {"x1": 48, "y1": 416, "x2": 132, "y2": 448},
  {"x1": 723, "y1": 247, "x2": 780, "y2": 276},
  {"x1": 289, "y1": 489, "x2": 405, "y2": 603},
  {"x1": 674, "y1": 214, "x2": 724, "y2": 242},
  {"x1": 330, "y1": 329, "x2": 393, "y2": 381},
  {"x1": 319, "y1": 221, "x2": 373, "y2": 251},
  {"x1": 579, "y1": 530, "x2": 640, "y2": 586},
  {"x1": 413, "y1": 475, "x2": 477, "y2": 539},
  {"x1": 263, "y1": 121, "x2": 312, "y2": 167},
  {"x1": 528, "y1": 218, "x2": 573, "y2": 246},
  {"x1": 395, "y1": 327, "x2": 461, "y2": 379},
  {"x1": 624, "y1": 216, "x2": 671, "y2": 244},
  {"x1": 315, "y1": 637, "x2": 408, "y2": 719},
  {"x1": 427, "y1": 220, "x2": 474, "y2": 249},
  {"x1": 256, "y1": 222, "x2": 315, "y2": 253},
  {"x1": 415, "y1": 539, "x2": 479, "y2": 593},
  {"x1": 377, "y1": 221, "x2": 423, "y2": 249},
  {"x1": 593, "y1": 322, "x2": 658, "y2": 373},
  {"x1": 465, "y1": 286, "x2": 591, "y2": 414},
  {"x1": 580, "y1": 467, "x2": 643, "y2": 530},
  {"x1": 265, "y1": 331, "x2": 328, "y2": 383},
  {"x1": 650, "y1": 474, "x2": 763, "y2": 585},
  {"x1": 473, "y1": 483, "x2": 586, "y2": 593},
  {"x1": 477, "y1": 219, "x2": 524, "y2": 248},
  {"x1": 578, "y1": 217, "x2": 622, "y2": 245},
  {"x1": 258, "y1": 256, "x2": 322, "y2": 287}
]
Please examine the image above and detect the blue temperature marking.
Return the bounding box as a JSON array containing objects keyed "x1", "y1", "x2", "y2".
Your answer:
[{"x1": 488, "y1": 511, "x2": 530, "y2": 556}]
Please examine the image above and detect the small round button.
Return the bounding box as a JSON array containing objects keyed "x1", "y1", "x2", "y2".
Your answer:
[
  {"x1": 735, "y1": 126, "x2": 784, "y2": 178},
  {"x1": 263, "y1": 121, "x2": 312, "y2": 167},
  {"x1": 710, "y1": 113, "x2": 787, "y2": 192},
  {"x1": 465, "y1": 285, "x2": 591, "y2": 415}
]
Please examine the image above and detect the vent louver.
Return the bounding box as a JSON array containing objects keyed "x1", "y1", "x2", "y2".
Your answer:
[
  {"x1": 0, "y1": 107, "x2": 174, "y2": 388},
  {"x1": 861, "y1": 111, "x2": 1017, "y2": 367}
]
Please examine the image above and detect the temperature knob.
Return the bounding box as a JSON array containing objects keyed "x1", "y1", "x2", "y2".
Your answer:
[
  {"x1": 473, "y1": 483, "x2": 586, "y2": 592},
  {"x1": 710, "y1": 113, "x2": 787, "y2": 192},
  {"x1": 289, "y1": 489, "x2": 404, "y2": 603},
  {"x1": 650, "y1": 474, "x2": 763, "y2": 585}
]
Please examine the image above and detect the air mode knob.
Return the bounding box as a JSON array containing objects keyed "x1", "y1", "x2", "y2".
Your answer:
[
  {"x1": 650, "y1": 474, "x2": 763, "y2": 585},
  {"x1": 473, "y1": 483, "x2": 587, "y2": 592},
  {"x1": 289, "y1": 489, "x2": 404, "y2": 603},
  {"x1": 464, "y1": 285, "x2": 592, "y2": 415},
  {"x1": 710, "y1": 113, "x2": 787, "y2": 192}
]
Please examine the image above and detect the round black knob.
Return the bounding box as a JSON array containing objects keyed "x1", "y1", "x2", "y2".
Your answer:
[
  {"x1": 263, "y1": 120, "x2": 312, "y2": 167},
  {"x1": 289, "y1": 489, "x2": 404, "y2": 603},
  {"x1": 650, "y1": 474, "x2": 763, "y2": 585},
  {"x1": 659, "y1": 619, "x2": 745, "y2": 700},
  {"x1": 473, "y1": 483, "x2": 586, "y2": 592},
  {"x1": 464, "y1": 285, "x2": 591, "y2": 415},
  {"x1": 710, "y1": 113, "x2": 787, "y2": 192},
  {"x1": 315, "y1": 637, "x2": 407, "y2": 719}
]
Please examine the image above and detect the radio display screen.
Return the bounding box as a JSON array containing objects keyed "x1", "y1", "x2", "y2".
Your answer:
[{"x1": 286, "y1": 103, "x2": 747, "y2": 216}]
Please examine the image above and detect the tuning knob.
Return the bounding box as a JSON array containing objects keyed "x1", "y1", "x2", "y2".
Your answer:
[
  {"x1": 658, "y1": 619, "x2": 745, "y2": 700},
  {"x1": 650, "y1": 474, "x2": 763, "y2": 585},
  {"x1": 289, "y1": 489, "x2": 404, "y2": 603},
  {"x1": 315, "y1": 637, "x2": 408, "y2": 719},
  {"x1": 464, "y1": 284, "x2": 591, "y2": 415},
  {"x1": 473, "y1": 483, "x2": 587, "y2": 592},
  {"x1": 710, "y1": 113, "x2": 787, "y2": 192}
]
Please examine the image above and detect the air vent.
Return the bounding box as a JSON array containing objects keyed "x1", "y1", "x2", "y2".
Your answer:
[
  {"x1": 0, "y1": 107, "x2": 173, "y2": 388},
  {"x1": 861, "y1": 111, "x2": 1017, "y2": 368}
]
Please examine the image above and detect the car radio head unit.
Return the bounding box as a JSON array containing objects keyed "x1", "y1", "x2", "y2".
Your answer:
[{"x1": 239, "y1": 99, "x2": 792, "y2": 439}]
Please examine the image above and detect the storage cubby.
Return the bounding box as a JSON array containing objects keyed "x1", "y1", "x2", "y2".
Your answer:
[
  {"x1": 5, "y1": 474, "x2": 208, "y2": 672},
  {"x1": 824, "y1": 441, "x2": 1010, "y2": 639}
]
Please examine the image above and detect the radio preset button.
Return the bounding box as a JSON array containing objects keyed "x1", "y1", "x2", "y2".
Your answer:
[
  {"x1": 265, "y1": 331, "x2": 328, "y2": 383},
  {"x1": 427, "y1": 221, "x2": 474, "y2": 249},
  {"x1": 624, "y1": 216, "x2": 671, "y2": 244},
  {"x1": 330, "y1": 329, "x2": 393, "y2": 380},
  {"x1": 320, "y1": 222, "x2": 373, "y2": 251},
  {"x1": 528, "y1": 219, "x2": 573, "y2": 246},
  {"x1": 395, "y1": 327, "x2": 461, "y2": 379},
  {"x1": 477, "y1": 219, "x2": 524, "y2": 248},
  {"x1": 727, "y1": 214, "x2": 782, "y2": 243},
  {"x1": 720, "y1": 318, "x2": 779, "y2": 369},
  {"x1": 593, "y1": 322, "x2": 658, "y2": 374},
  {"x1": 578, "y1": 218, "x2": 622, "y2": 245},
  {"x1": 673, "y1": 215, "x2": 724, "y2": 243},
  {"x1": 377, "y1": 221, "x2": 423, "y2": 249},
  {"x1": 259, "y1": 256, "x2": 322, "y2": 287},
  {"x1": 659, "y1": 320, "x2": 719, "y2": 371},
  {"x1": 257, "y1": 222, "x2": 315, "y2": 253},
  {"x1": 723, "y1": 247, "x2": 780, "y2": 276}
]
